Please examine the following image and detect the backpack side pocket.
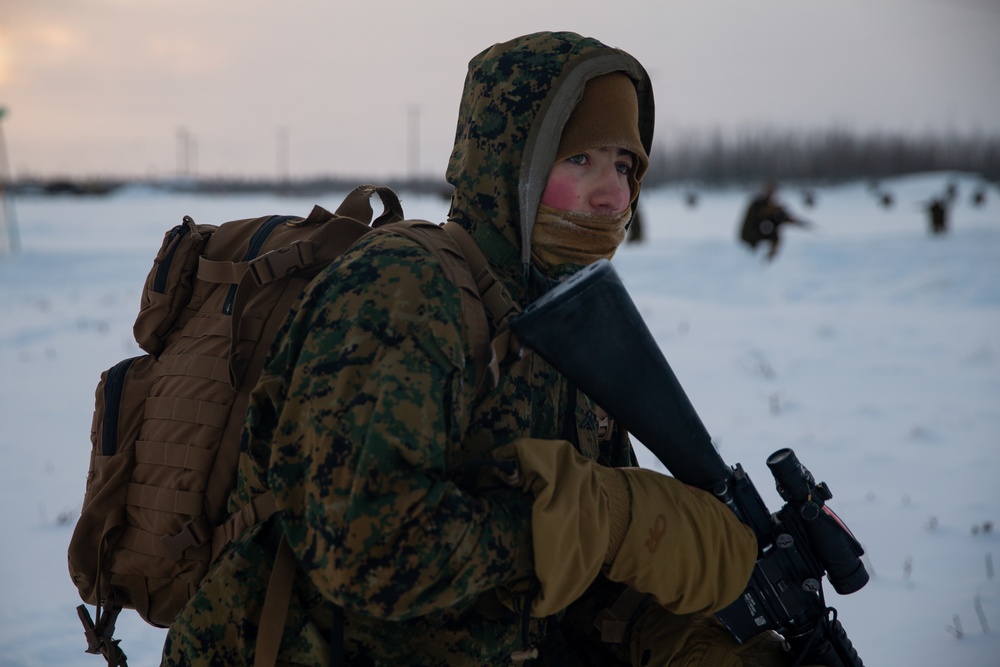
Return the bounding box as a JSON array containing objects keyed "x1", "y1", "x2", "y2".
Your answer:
[
  {"x1": 134, "y1": 217, "x2": 216, "y2": 355},
  {"x1": 68, "y1": 355, "x2": 157, "y2": 609}
]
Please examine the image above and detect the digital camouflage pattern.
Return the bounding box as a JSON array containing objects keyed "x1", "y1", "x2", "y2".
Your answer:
[{"x1": 162, "y1": 31, "x2": 655, "y2": 666}]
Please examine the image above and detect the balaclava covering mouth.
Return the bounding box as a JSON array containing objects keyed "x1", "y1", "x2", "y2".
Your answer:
[{"x1": 531, "y1": 72, "x2": 647, "y2": 275}]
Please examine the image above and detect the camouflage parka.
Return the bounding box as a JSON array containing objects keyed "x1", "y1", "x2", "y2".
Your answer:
[{"x1": 162, "y1": 31, "x2": 655, "y2": 667}]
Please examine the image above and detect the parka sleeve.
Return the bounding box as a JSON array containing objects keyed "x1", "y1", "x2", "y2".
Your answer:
[{"x1": 262, "y1": 232, "x2": 535, "y2": 620}]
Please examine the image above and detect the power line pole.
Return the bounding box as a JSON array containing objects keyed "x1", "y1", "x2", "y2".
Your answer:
[
  {"x1": 176, "y1": 126, "x2": 197, "y2": 179},
  {"x1": 0, "y1": 107, "x2": 20, "y2": 255},
  {"x1": 177, "y1": 126, "x2": 189, "y2": 178},
  {"x1": 276, "y1": 126, "x2": 289, "y2": 184},
  {"x1": 408, "y1": 104, "x2": 420, "y2": 194}
]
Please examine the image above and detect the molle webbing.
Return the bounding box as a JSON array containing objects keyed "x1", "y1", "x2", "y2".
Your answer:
[{"x1": 68, "y1": 186, "x2": 408, "y2": 641}]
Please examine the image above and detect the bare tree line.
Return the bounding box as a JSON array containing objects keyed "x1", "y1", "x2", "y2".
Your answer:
[
  {"x1": 645, "y1": 128, "x2": 1000, "y2": 187},
  {"x1": 9, "y1": 128, "x2": 1000, "y2": 196}
]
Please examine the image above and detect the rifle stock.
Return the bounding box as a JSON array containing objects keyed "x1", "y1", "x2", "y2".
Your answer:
[
  {"x1": 509, "y1": 260, "x2": 729, "y2": 490},
  {"x1": 510, "y1": 259, "x2": 867, "y2": 667}
]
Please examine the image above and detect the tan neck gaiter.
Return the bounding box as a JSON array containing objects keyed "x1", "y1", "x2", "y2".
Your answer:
[{"x1": 531, "y1": 204, "x2": 631, "y2": 273}]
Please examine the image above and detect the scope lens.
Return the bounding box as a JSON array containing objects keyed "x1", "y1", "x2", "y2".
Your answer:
[
  {"x1": 767, "y1": 448, "x2": 810, "y2": 503},
  {"x1": 766, "y1": 448, "x2": 793, "y2": 466}
]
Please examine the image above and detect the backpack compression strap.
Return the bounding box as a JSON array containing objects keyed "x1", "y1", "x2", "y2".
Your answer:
[{"x1": 77, "y1": 589, "x2": 129, "y2": 667}]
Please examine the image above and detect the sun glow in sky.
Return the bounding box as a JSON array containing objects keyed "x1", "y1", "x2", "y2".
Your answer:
[{"x1": 2, "y1": 0, "x2": 998, "y2": 180}]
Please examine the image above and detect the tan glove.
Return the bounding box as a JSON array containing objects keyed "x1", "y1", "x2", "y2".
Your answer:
[{"x1": 494, "y1": 438, "x2": 757, "y2": 617}]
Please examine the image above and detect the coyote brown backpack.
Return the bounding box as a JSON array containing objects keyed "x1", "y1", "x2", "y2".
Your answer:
[{"x1": 67, "y1": 185, "x2": 514, "y2": 666}]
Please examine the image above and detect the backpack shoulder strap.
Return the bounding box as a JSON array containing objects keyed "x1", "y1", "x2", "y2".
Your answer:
[
  {"x1": 440, "y1": 222, "x2": 523, "y2": 392},
  {"x1": 250, "y1": 218, "x2": 507, "y2": 667},
  {"x1": 440, "y1": 221, "x2": 520, "y2": 331},
  {"x1": 253, "y1": 536, "x2": 296, "y2": 667},
  {"x1": 377, "y1": 220, "x2": 490, "y2": 391},
  {"x1": 374, "y1": 219, "x2": 519, "y2": 393}
]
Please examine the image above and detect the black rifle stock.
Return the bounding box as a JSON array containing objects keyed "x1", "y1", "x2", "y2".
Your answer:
[{"x1": 510, "y1": 259, "x2": 867, "y2": 667}]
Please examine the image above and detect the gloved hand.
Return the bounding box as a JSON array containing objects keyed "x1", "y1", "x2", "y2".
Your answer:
[
  {"x1": 630, "y1": 609, "x2": 800, "y2": 667},
  {"x1": 493, "y1": 438, "x2": 757, "y2": 617}
]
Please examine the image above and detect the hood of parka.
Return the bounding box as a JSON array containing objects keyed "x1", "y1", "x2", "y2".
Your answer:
[{"x1": 446, "y1": 31, "x2": 654, "y2": 304}]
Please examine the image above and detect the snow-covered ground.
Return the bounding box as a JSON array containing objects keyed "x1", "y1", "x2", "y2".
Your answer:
[{"x1": 0, "y1": 172, "x2": 997, "y2": 665}]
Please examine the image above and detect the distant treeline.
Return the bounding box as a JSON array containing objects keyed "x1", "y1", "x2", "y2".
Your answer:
[
  {"x1": 645, "y1": 128, "x2": 1000, "y2": 187},
  {"x1": 6, "y1": 129, "x2": 1000, "y2": 197},
  {"x1": 5, "y1": 175, "x2": 455, "y2": 199}
]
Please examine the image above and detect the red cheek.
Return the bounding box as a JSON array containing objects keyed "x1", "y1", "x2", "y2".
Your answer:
[{"x1": 540, "y1": 173, "x2": 580, "y2": 211}]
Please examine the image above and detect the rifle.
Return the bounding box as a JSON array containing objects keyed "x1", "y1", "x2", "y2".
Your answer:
[
  {"x1": 773, "y1": 206, "x2": 815, "y2": 231},
  {"x1": 509, "y1": 259, "x2": 866, "y2": 667}
]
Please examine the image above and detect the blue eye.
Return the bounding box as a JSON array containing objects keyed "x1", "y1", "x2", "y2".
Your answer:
[
  {"x1": 567, "y1": 154, "x2": 587, "y2": 165},
  {"x1": 617, "y1": 150, "x2": 635, "y2": 174}
]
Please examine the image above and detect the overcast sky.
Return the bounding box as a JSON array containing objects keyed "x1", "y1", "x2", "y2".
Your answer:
[{"x1": 2, "y1": 0, "x2": 998, "y2": 180}]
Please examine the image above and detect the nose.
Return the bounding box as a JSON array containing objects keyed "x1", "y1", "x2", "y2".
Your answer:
[{"x1": 589, "y1": 163, "x2": 630, "y2": 214}]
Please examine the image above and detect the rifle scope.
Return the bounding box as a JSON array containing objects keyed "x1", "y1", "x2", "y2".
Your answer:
[{"x1": 767, "y1": 448, "x2": 869, "y2": 595}]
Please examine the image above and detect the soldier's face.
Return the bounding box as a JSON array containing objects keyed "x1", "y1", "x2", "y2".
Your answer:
[{"x1": 540, "y1": 146, "x2": 634, "y2": 215}]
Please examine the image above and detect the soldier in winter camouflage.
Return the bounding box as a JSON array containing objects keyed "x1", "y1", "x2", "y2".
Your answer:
[{"x1": 162, "y1": 31, "x2": 800, "y2": 666}]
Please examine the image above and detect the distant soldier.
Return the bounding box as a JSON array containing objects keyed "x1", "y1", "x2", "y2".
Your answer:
[
  {"x1": 927, "y1": 197, "x2": 948, "y2": 235},
  {"x1": 801, "y1": 189, "x2": 816, "y2": 208},
  {"x1": 869, "y1": 181, "x2": 894, "y2": 209},
  {"x1": 738, "y1": 183, "x2": 810, "y2": 261},
  {"x1": 944, "y1": 182, "x2": 958, "y2": 203}
]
